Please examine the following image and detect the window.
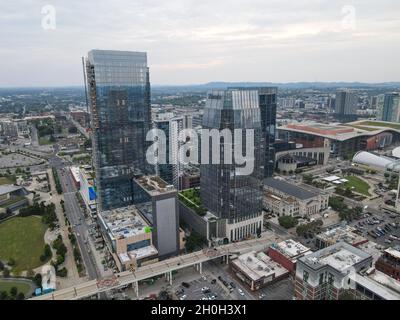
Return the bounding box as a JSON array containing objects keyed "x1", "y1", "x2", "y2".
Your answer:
[
  {"x1": 328, "y1": 273, "x2": 334, "y2": 285},
  {"x1": 319, "y1": 273, "x2": 324, "y2": 285},
  {"x1": 303, "y1": 270, "x2": 309, "y2": 282}
]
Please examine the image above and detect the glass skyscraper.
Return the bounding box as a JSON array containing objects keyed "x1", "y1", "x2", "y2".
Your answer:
[
  {"x1": 258, "y1": 87, "x2": 277, "y2": 178},
  {"x1": 335, "y1": 89, "x2": 358, "y2": 122},
  {"x1": 377, "y1": 93, "x2": 400, "y2": 123},
  {"x1": 200, "y1": 89, "x2": 264, "y2": 240},
  {"x1": 86, "y1": 50, "x2": 151, "y2": 211}
]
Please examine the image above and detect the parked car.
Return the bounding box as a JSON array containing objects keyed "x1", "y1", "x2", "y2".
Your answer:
[
  {"x1": 201, "y1": 287, "x2": 210, "y2": 293},
  {"x1": 181, "y1": 282, "x2": 190, "y2": 288}
]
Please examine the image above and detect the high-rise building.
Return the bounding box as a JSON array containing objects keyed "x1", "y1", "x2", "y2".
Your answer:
[
  {"x1": 258, "y1": 87, "x2": 277, "y2": 178},
  {"x1": 86, "y1": 50, "x2": 151, "y2": 211},
  {"x1": 377, "y1": 93, "x2": 400, "y2": 122},
  {"x1": 132, "y1": 175, "x2": 181, "y2": 259},
  {"x1": 335, "y1": 89, "x2": 358, "y2": 121},
  {"x1": 200, "y1": 89, "x2": 264, "y2": 242},
  {"x1": 154, "y1": 114, "x2": 173, "y2": 185},
  {"x1": 154, "y1": 113, "x2": 186, "y2": 190},
  {"x1": 370, "y1": 95, "x2": 378, "y2": 109}
]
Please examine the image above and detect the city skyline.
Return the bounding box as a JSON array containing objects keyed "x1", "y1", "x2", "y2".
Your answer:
[{"x1": 1, "y1": 0, "x2": 400, "y2": 87}]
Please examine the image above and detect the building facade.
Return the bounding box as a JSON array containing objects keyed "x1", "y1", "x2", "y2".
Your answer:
[
  {"x1": 97, "y1": 205, "x2": 158, "y2": 271},
  {"x1": 200, "y1": 89, "x2": 264, "y2": 242},
  {"x1": 132, "y1": 175, "x2": 180, "y2": 259},
  {"x1": 263, "y1": 178, "x2": 329, "y2": 217},
  {"x1": 335, "y1": 89, "x2": 358, "y2": 120},
  {"x1": 375, "y1": 247, "x2": 400, "y2": 281},
  {"x1": 295, "y1": 242, "x2": 373, "y2": 300},
  {"x1": 259, "y1": 87, "x2": 278, "y2": 178},
  {"x1": 377, "y1": 93, "x2": 400, "y2": 123},
  {"x1": 86, "y1": 50, "x2": 151, "y2": 211},
  {"x1": 268, "y1": 239, "x2": 311, "y2": 273}
]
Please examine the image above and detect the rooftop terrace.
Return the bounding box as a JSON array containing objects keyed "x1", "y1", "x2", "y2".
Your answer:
[
  {"x1": 135, "y1": 175, "x2": 175, "y2": 196},
  {"x1": 99, "y1": 205, "x2": 150, "y2": 240}
]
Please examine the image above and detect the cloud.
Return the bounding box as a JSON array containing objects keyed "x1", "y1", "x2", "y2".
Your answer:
[{"x1": 0, "y1": 0, "x2": 399, "y2": 86}]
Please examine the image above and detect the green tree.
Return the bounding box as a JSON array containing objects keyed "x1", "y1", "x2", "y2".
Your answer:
[
  {"x1": 278, "y1": 216, "x2": 298, "y2": 229},
  {"x1": 10, "y1": 287, "x2": 17, "y2": 297},
  {"x1": 16, "y1": 292, "x2": 25, "y2": 300},
  {"x1": 0, "y1": 291, "x2": 8, "y2": 300},
  {"x1": 303, "y1": 174, "x2": 314, "y2": 185},
  {"x1": 33, "y1": 273, "x2": 42, "y2": 287},
  {"x1": 185, "y1": 232, "x2": 205, "y2": 252},
  {"x1": 3, "y1": 268, "x2": 10, "y2": 278}
]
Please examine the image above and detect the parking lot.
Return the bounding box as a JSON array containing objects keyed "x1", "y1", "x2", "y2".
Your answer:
[
  {"x1": 258, "y1": 277, "x2": 295, "y2": 300},
  {"x1": 174, "y1": 275, "x2": 230, "y2": 301},
  {"x1": 350, "y1": 209, "x2": 400, "y2": 247}
]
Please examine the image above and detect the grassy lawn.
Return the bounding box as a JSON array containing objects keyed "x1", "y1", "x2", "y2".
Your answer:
[
  {"x1": 344, "y1": 175, "x2": 371, "y2": 196},
  {"x1": 0, "y1": 280, "x2": 30, "y2": 295},
  {"x1": 0, "y1": 177, "x2": 13, "y2": 185},
  {"x1": 358, "y1": 121, "x2": 400, "y2": 130},
  {"x1": 345, "y1": 124, "x2": 379, "y2": 132},
  {"x1": 0, "y1": 216, "x2": 48, "y2": 273},
  {"x1": 39, "y1": 137, "x2": 52, "y2": 145}
]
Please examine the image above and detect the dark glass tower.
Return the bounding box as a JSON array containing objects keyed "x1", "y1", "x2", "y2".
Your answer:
[
  {"x1": 200, "y1": 89, "x2": 263, "y2": 224},
  {"x1": 258, "y1": 87, "x2": 277, "y2": 178},
  {"x1": 154, "y1": 117, "x2": 173, "y2": 185},
  {"x1": 86, "y1": 50, "x2": 151, "y2": 211}
]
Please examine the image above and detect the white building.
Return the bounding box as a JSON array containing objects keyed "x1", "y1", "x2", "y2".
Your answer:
[
  {"x1": 78, "y1": 165, "x2": 97, "y2": 215},
  {"x1": 264, "y1": 178, "x2": 329, "y2": 217}
]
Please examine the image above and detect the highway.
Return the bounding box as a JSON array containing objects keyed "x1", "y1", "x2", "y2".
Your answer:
[{"x1": 30, "y1": 236, "x2": 279, "y2": 300}]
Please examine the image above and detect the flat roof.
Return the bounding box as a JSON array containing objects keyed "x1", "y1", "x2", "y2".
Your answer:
[
  {"x1": 70, "y1": 166, "x2": 80, "y2": 183},
  {"x1": 134, "y1": 175, "x2": 176, "y2": 196},
  {"x1": 300, "y1": 242, "x2": 371, "y2": 273},
  {"x1": 323, "y1": 175, "x2": 341, "y2": 182},
  {"x1": 98, "y1": 205, "x2": 150, "y2": 240},
  {"x1": 119, "y1": 245, "x2": 158, "y2": 263},
  {"x1": 353, "y1": 272, "x2": 400, "y2": 300},
  {"x1": 271, "y1": 239, "x2": 311, "y2": 260},
  {"x1": 264, "y1": 177, "x2": 318, "y2": 200},
  {"x1": 317, "y1": 225, "x2": 368, "y2": 246},
  {"x1": 384, "y1": 247, "x2": 400, "y2": 260},
  {"x1": 0, "y1": 185, "x2": 23, "y2": 195},
  {"x1": 232, "y1": 251, "x2": 289, "y2": 282},
  {"x1": 278, "y1": 121, "x2": 399, "y2": 142}
]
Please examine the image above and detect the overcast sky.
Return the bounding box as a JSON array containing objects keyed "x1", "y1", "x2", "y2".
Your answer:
[{"x1": 1, "y1": 0, "x2": 399, "y2": 87}]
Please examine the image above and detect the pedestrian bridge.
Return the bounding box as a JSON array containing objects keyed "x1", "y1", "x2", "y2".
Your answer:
[{"x1": 30, "y1": 236, "x2": 277, "y2": 300}]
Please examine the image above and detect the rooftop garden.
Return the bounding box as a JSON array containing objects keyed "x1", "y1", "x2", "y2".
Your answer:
[
  {"x1": 344, "y1": 124, "x2": 379, "y2": 132},
  {"x1": 357, "y1": 121, "x2": 400, "y2": 130},
  {"x1": 179, "y1": 188, "x2": 207, "y2": 216}
]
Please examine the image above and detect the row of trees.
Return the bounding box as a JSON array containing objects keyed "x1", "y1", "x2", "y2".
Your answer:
[
  {"x1": 328, "y1": 196, "x2": 363, "y2": 221},
  {"x1": 0, "y1": 287, "x2": 25, "y2": 300},
  {"x1": 51, "y1": 235, "x2": 68, "y2": 277},
  {"x1": 19, "y1": 202, "x2": 58, "y2": 229},
  {"x1": 296, "y1": 219, "x2": 323, "y2": 236},
  {"x1": 52, "y1": 168, "x2": 62, "y2": 194}
]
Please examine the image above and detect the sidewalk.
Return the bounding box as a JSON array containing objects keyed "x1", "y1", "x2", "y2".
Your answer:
[{"x1": 47, "y1": 168, "x2": 83, "y2": 289}]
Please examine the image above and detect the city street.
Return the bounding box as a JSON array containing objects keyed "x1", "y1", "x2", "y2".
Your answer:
[{"x1": 48, "y1": 153, "x2": 101, "y2": 281}]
